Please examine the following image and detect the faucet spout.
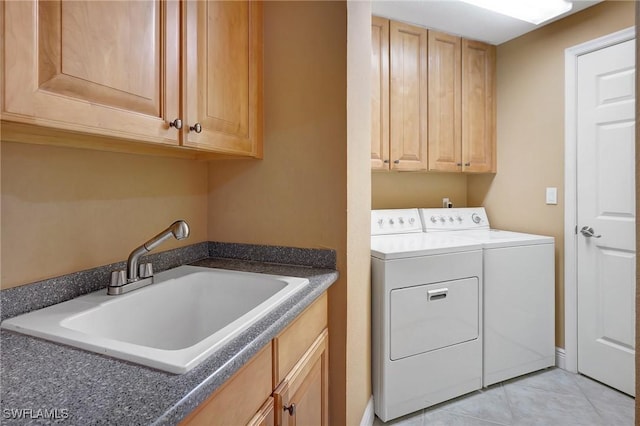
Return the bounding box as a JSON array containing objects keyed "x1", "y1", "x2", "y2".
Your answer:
[{"x1": 126, "y1": 220, "x2": 190, "y2": 282}]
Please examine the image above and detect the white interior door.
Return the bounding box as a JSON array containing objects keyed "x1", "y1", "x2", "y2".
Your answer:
[{"x1": 576, "y1": 38, "x2": 635, "y2": 396}]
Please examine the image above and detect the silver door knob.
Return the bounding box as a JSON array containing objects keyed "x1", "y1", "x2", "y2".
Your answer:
[
  {"x1": 580, "y1": 226, "x2": 601, "y2": 238},
  {"x1": 190, "y1": 123, "x2": 202, "y2": 133},
  {"x1": 169, "y1": 118, "x2": 183, "y2": 129}
]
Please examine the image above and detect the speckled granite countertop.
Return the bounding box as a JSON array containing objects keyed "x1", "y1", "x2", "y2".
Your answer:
[{"x1": 0, "y1": 257, "x2": 338, "y2": 425}]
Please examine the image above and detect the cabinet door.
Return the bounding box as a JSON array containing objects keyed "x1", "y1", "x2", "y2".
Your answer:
[
  {"x1": 181, "y1": 344, "x2": 273, "y2": 426},
  {"x1": 389, "y1": 21, "x2": 428, "y2": 171},
  {"x1": 2, "y1": 0, "x2": 180, "y2": 145},
  {"x1": 428, "y1": 31, "x2": 462, "y2": 172},
  {"x1": 184, "y1": 0, "x2": 263, "y2": 157},
  {"x1": 274, "y1": 330, "x2": 329, "y2": 426},
  {"x1": 274, "y1": 293, "x2": 328, "y2": 385},
  {"x1": 248, "y1": 398, "x2": 275, "y2": 426},
  {"x1": 462, "y1": 39, "x2": 496, "y2": 173},
  {"x1": 371, "y1": 17, "x2": 390, "y2": 171}
]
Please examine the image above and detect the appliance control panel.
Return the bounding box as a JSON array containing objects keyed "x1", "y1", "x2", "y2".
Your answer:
[
  {"x1": 371, "y1": 209, "x2": 423, "y2": 236},
  {"x1": 420, "y1": 208, "x2": 490, "y2": 231}
]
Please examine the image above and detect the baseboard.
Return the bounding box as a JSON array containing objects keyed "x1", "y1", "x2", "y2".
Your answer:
[
  {"x1": 360, "y1": 396, "x2": 375, "y2": 426},
  {"x1": 556, "y1": 347, "x2": 566, "y2": 370}
]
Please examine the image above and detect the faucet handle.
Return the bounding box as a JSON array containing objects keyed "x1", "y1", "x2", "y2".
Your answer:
[
  {"x1": 139, "y1": 263, "x2": 154, "y2": 279},
  {"x1": 110, "y1": 270, "x2": 126, "y2": 287}
]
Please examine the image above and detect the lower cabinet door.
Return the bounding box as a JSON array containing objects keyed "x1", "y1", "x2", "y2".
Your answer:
[
  {"x1": 274, "y1": 329, "x2": 329, "y2": 426},
  {"x1": 180, "y1": 343, "x2": 272, "y2": 426},
  {"x1": 248, "y1": 397, "x2": 275, "y2": 426}
]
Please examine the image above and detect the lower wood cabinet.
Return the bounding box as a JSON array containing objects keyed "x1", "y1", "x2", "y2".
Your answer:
[
  {"x1": 181, "y1": 343, "x2": 273, "y2": 426},
  {"x1": 274, "y1": 330, "x2": 329, "y2": 426},
  {"x1": 248, "y1": 398, "x2": 275, "y2": 426},
  {"x1": 181, "y1": 292, "x2": 328, "y2": 426}
]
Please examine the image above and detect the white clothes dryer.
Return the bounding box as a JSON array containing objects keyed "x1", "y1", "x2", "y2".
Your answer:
[{"x1": 371, "y1": 209, "x2": 484, "y2": 421}]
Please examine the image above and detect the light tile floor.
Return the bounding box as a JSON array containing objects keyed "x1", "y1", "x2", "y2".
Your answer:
[{"x1": 373, "y1": 368, "x2": 635, "y2": 426}]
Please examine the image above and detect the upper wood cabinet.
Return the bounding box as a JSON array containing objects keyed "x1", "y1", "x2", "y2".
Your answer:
[
  {"x1": 428, "y1": 31, "x2": 462, "y2": 172},
  {"x1": 428, "y1": 34, "x2": 495, "y2": 173},
  {"x1": 462, "y1": 39, "x2": 496, "y2": 173},
  {"x1": 184, "y1": 1, "x2": 262, "y2": 157},
  {"x1": 389, "y1": 21, "x2": 429, "y2": 171},
  {"x1": 371, "y1": 16, "x2": 389, "y2": 170},
  {"x1": 1, "y1": 0, "x2": 262, "y2": 158},
  {"x1": 371, "y1": 17, "x2": 495, "y2": 173},
  {"x1": 2, "y1": 0, "x2": 181, "y2": 146},
  {"x1": 429, "y1": 31, "x2": 496, "y2": 172},
  {"x1": 371, "y1": 17, "x2": 428, "y2": 172}
]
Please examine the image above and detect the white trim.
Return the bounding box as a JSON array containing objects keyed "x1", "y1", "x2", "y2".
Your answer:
[
  {"x1": 359, "y1": 396, "x2": 375, "y2": 426},
  {"x1": 563, "y1": 26, "x2": 635, "y2": 374},
  {"x1": 555, "y1": 347, "x2": 567, "y2": 370}
]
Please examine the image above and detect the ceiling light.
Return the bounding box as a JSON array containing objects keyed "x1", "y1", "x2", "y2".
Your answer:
[{"x1": 459, "y1": 0, "x2": 573, "y2": 25}]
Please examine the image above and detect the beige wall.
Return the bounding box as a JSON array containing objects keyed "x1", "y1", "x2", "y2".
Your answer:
[
  {"x1": 468, "y1": 0, "x2": 635, "y2": 348},
  {"x1": 206, "y1": 2, "x2": 369, "y2": 423},
  {"x1": 346, "y1": 1, "x2": 373, "y2": 424},
  {"x1": 1, "y1": 142, "x2": 208, "y2": 288},
  {"x1": 372, "y1": 172, "x2": 467, "y2": 209}
]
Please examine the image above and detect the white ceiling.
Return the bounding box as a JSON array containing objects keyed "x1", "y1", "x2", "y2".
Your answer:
[{"x1": 371, "y1": 0, "x2": 603, "y2": 45}]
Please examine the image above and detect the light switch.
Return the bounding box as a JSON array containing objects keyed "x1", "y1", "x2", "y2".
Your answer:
[{"x1": 546, "y1": 187, "x2": 557, "y2": 205}]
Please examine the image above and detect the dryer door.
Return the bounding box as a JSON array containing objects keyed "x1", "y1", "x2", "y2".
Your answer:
[{"x1": 390, "y1": 277, "x2": 479, "y2": 360}]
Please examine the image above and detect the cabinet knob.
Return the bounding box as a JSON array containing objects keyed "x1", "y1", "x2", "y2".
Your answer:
[
  {"x1": 383, "y1": 159, "x2": 390, "y2": 164},
  {"x1": 189, "y1": 123, "x2": 202, "y2": 133},
  {"x1": 464, "y1": 162, "x2": 471, "y2": 167},
  {"x1": 393, "y1": 160, "x2": 400, "y2": 164},
  {"x1": 456, "y1": 163, "x2": 462, "y2": 167},
  {"x1": 169, "y1": 118, "x2": 183, "y2": 130},
  {"x1": 284, "y1": 403, "x2": 296, "y2": 416}
]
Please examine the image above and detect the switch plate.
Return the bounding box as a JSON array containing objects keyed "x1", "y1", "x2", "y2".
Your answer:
[{"x1": 546, "y1": 187, "x2": 557, "y2": 205}]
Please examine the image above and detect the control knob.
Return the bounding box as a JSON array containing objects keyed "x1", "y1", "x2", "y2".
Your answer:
[
  {"x1": 389, "y1": 219, "x2": 395, "y2": 225},
  {"x1": 409, "y1": 217, "x2": 415, "y2": 225},
  {"x1": 439, "y1": 216, "x2": 445, "y2": 223},
  {"x1": 430, "y1": 216, "x2": 437, "y2": 223},
  {"x1": 399, "y1": 217, "x2": 405, "y2": 224},
  {"x1": 471, "y1": 213, "x2": 482, "y2": 224},
  {"x1": 377, "y1": 218, "x2": 384, "y2": 228}
]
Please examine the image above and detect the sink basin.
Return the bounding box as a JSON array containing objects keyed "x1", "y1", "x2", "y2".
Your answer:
[{"x1": 1, "y1": 265, "x2": 308, "y2": 373}]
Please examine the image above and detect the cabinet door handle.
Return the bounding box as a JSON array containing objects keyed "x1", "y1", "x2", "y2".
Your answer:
[
  {"x1": 189, "y1": 123, "x2": 202, "y2": 133},
  {"x1": 169, "y1": 118, "x2": 183, "y2": 129},
  {"x1": 284, "y1": 403, "x2": 296, "y2": 416}
]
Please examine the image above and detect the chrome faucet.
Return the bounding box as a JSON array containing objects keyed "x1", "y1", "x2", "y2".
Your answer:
[{"x1": 108, "y1": 220, "x2": 190, "y2": 295}]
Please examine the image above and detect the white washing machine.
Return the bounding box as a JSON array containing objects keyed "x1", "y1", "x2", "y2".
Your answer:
[
  {"x1": 420, "y1": 208, "x2": 555, "y2": 387},
  {"x1": 371, "y1": 209, "x2": 484, "y2": 422}
]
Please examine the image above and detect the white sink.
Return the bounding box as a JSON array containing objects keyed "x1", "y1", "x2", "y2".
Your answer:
[{"x1": 1, "y1": 265, "x2": 308, "y2": 373}]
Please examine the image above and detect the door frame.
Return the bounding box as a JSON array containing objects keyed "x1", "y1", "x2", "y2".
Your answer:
[{"x1": 564, "y1": 26, "x2": 635, "y2": 373}]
